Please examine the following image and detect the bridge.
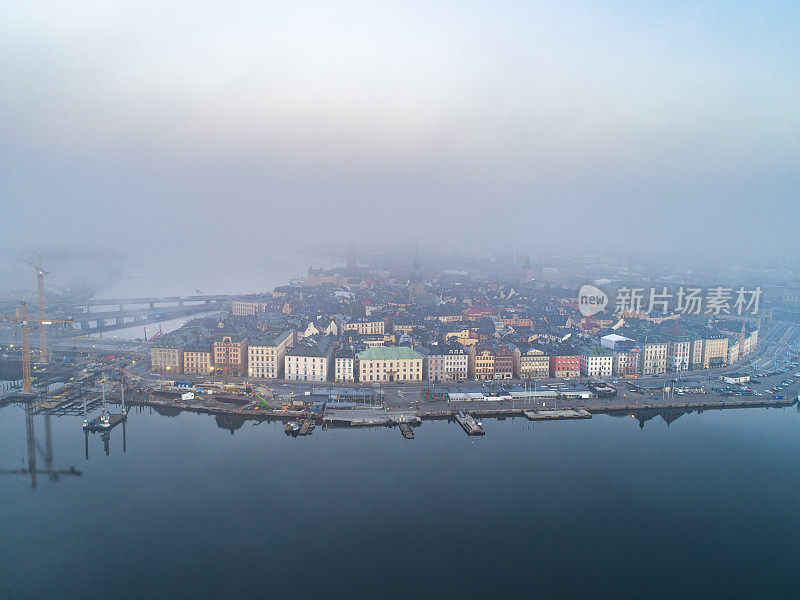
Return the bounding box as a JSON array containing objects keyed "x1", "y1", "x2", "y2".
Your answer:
[
  {"x1": 66, "y1": 300, "x2": 229, "y2": 333},
  {"x1": 0, "y1": 295, "x2": 234, "y2": 335},
  {"x1": 55, "y1": 294, "x2": 234, "y2": 312}
]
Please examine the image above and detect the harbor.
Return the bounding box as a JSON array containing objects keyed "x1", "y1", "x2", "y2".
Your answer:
[{"x1": 5, "y1": 386, "x2": 800, "y2": 600}]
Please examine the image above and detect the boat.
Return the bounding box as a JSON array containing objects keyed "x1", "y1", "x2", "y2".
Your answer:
[
  {"x1": 284, "y1": 421, "x2": 301, "y2": 435},
  {"x1": 82, "y1": 379, "x2": 127, "y2": 432},
  {"x1": 83, "y1": 412, "x2": 112, "y2": 432}
]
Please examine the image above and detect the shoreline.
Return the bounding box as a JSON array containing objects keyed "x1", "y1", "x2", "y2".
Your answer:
[{"x1": 127, "y1": 393, "x2": 799, "y2": 425}]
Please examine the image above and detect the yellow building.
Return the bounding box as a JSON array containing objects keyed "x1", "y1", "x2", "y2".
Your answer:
[
  {"x1": 357, "y1": 346, "x2": 423, "y2": 383},
  {"x1": 345, "y1": 319, "x2": 385, "y2": 336},
  {"x1": 183, "y1": 345, "x2": 213, "y2": 375},
  {"x1": 471, "y1": 347, "x2": 495, "y2": 381},
  {"x1": 518, "y1": 349, "x2": 550, "y2": 379},
  {"x1": 445, "y1": 328, "x2": 479, "y2": 346},
  {"x1": 702, "y1": 335, "x2": 729, "y2": 368}
]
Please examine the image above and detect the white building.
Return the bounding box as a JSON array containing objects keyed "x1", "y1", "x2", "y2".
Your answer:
[
  {"x1": 600, "y1": 334, "x2": 637, "y2": 352},
  {"x1": 666, "y1": 339, "x2": 691, "y2": 372},
  {"x1": 284, "y1": 336, "x2": 335, "y2": 382},
  {"x1": 580, "y1": 349, "x2": 613, "y2": 377},
  {"x1": 426, "y1": 344, "x2": 469, "y2": 382},
  {"x1": 640, "y1": 341, "x2": 668, "y2": 375},
  {"x1": 334, "y1": 346, "x2": 356, "y2": 382},
  {"x1": 232, "y1": 300, "x2": 268, "y2": 316}
]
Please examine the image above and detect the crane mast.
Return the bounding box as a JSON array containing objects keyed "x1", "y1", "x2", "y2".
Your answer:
[
  {"x1": 22, "y1": 254, "x2": 50, "y2": 363},
  {"x1": 1, "y1": 300, "x2": 72, "y2": 394}
]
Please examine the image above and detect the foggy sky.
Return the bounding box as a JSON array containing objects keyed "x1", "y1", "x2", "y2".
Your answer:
[{"x1": 1, "y1": 1, "x2": 798, "y2": 281}]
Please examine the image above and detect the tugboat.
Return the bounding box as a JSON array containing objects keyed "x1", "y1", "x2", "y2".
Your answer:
[{"x1": 284, "y1": 421, "x2": 301, "y2": 436}]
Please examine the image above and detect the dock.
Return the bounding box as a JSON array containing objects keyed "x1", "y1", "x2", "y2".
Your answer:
[
  {"x1": 83, "y1": 412, "x2": 127, "y2": 432},
  {"x1": 523, "y1": 408, "x2": 592, "y2": 421},
  {"x1": 398, "y1": 422, "x2": 415, "y2": 439},
  {"x1": 323, "y1": 407, "x2": 421, "y2": 427},
  {"x1": 298, "y1": 417, "x2": 314, "y2": 436},
  {"x1": 454, "y1": 411, "x2": 485, "y2": 436}
]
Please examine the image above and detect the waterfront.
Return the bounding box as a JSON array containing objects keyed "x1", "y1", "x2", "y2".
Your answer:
[{"x1": 3, "y1": 404, "x2": 800, "y2": 599}]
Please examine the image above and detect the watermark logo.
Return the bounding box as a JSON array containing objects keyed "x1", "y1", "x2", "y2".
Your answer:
[
  {"x1": 578, "y1": 284, "x2": 608, "y2": 317},
  {"x1": 614, "y1": 286, "x2": 762, "y2": 316}
]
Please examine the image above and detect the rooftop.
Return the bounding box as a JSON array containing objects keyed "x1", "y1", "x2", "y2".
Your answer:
[{"x1": 357, "y1": 346, "x2": 423, "y2": 361}]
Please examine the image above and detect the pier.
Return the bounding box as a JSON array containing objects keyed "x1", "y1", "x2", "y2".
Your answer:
[
  {"x1": 398, "y1": 422, "x2": 414, "y2": 439},
  {"x1": 523, "y1": 408, "x2": 592, "y2": 421},
  {"x1": 83, "y1": 412, "x2": 127, "y2": 432},
  {"x1": 298, "y1": 417, "x2": 314, "y2": 436},
  {"x1": 454, "y1": 411, "x2": 485, "y2": 436}
]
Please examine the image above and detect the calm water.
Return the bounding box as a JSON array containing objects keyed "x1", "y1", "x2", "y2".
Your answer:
[{"x1": 2, "y1": 404, "x2": 800, "y2": 599}]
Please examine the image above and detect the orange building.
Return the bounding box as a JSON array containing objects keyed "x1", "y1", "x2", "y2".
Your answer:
[{"x1": 213, "y1": 332, "x2": 248, "y2": 376}]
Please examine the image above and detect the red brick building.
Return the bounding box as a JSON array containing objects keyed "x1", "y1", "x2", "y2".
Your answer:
[
  {"x1": 493, "y1": 345, "x2": 517, "y2": 379},
  {"x1": 549, "y1": 354, "x2": 580, "y2": 378}
]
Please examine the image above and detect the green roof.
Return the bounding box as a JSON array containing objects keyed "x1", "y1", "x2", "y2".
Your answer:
[
  {"x1": 581, "y1": 346, "x2": 612, "y2": 356},
  {"x1": 357, "y1": 346, "x2": 423, "y2": 361}
]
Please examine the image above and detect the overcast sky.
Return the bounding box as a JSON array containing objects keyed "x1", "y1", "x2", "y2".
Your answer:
[{"x1": 1, "y1": 1, "x2": 798, "y2": 287}]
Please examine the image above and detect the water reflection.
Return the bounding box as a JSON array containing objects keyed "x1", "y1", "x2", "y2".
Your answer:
[
  {"x1": 215, "y1": 414, "x2": 247, "y2": 434},
  {"x1": 84, "y1": 419, "x2": 127, "y2": 459},
  {"x1": 152, "y1": 405, "x2": 183, "y2": 418},
  {"x1": 0, "y1": 401, "x2": 82, "y2": 487},
  {"x1": 608, "y1": 407, "x2": 697, "y2": 429}
]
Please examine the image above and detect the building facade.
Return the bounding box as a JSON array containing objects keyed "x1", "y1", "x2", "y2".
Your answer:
[
  {"x1": 701, "y1": 335, "x2": 729, "y2": 369},
  {"x1": 472, "y1": 346, "x2": 495, "y2": 381},
  {"x1": 284, "y1": 336, "x2": 335, "y2": 382},
  {"x1": 518, "y1": 349, "x2": 550, "y2": 379},
  {"x1": 639, "y1": 341, "x2": 668, "y2": 376},
  {"x1": 150, "y1": 343, "x2": 184, "y2": 374},
  {"x1": 232, "y1": 300, "x2": 267, "y2": 317},
  {"x1": 334, "y1": 346, "x2": 356, "y2": 382},
  {"x1": 493, "y1": 345, "x2": 517, "y2": 379},
  {"x1": 345, "y1": 319, "x2": 385, "y2": 336},
  {"x1": 247, "y1": 330, "x2": 294, "y2": 379},
  {"x1": 427, "y1": 345, "x2": 469, "y2": 382},
  {"x1": 357, "y1": 346, "x2": 423, "y2": 383},
  {"x1": 550, "y1": 354, "x2": 580, "y2": 378},
  {"x1": 213, "y1": 332, "x2": 248, "y2": 376},
  {"x1": 666, "y1": 338, "x2": 691, "y2": 372},
  {"x1": 183, "y1": 345, "x2": 213, "y2": 375},
  {"x1": 581, "y1": 348, "x2": 613, "y2": 377}
]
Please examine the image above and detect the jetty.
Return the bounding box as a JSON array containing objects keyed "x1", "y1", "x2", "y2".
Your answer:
[
  {"x1": 83, "y1": 412, "x2": 127, "y2": 432},
  {"x1": 454, "y1": 411, "x2": 485, "y2": 436},
  {"x1": 523, "y1": 408, "x2": 592, "y2": 421},
  {"x1": 398, "y1": 422, "x2": 415, "y2": 439},
  {"x1": 298, "y1": 417, "x2": 313, "y2": 436}
]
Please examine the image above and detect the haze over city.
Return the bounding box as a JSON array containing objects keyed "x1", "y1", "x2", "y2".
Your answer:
[
  {"x1": 2, "y1": 0, "x2": 799, "y2": 296},
  {"x1": 5, "y1": 4, "x2": 800, "y2": 600}
]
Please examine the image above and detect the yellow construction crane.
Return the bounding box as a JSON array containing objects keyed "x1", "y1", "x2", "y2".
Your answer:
[
  {"x1": 0, "y1": 300, "x2": 72, "y2": 394},
  {"x1": 22, "y1": 254, "x2": 50, "y2": 363}
]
